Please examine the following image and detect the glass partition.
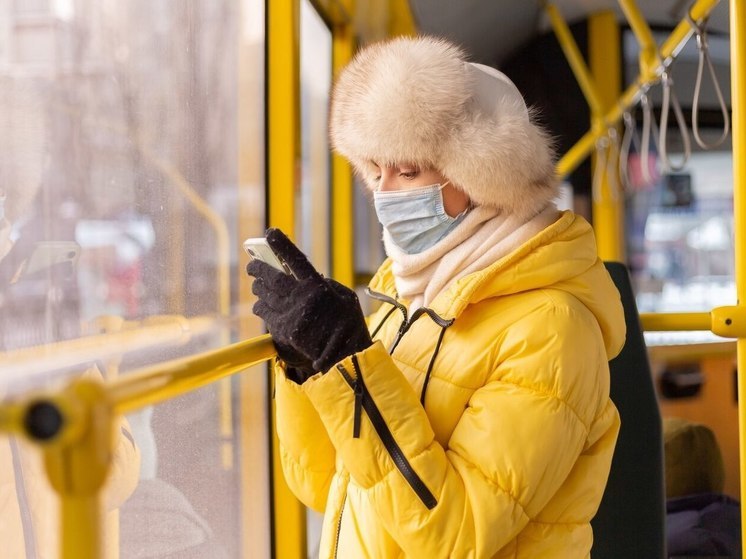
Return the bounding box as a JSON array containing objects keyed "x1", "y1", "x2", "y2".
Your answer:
[
  {"x1": 298, "y1": 0, "x2": 332, "y2": 277},
  {"x1": 0, "y1": 0, "x2": 268, "y2": 556},
  {"x1": 299, "y1": 1, "x2": 332, "y2": 555}
]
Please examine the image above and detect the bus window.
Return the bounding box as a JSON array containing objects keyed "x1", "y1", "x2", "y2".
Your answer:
[
  {"x1": 298, "y1": 0, "x2": 332, "y2": 278},
  {"x1": 0, "y1": 0, "x2": 269, "y2": 557}
]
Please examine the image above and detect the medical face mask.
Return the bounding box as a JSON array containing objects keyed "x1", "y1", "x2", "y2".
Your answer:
[{"x1": 373, "y1": 182, "x2": 469, "y2": 254}]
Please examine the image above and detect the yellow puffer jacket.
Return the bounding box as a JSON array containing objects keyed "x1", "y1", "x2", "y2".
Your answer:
[{"x1": 275, "y1": 211, "x2": 626, "y2": 558}]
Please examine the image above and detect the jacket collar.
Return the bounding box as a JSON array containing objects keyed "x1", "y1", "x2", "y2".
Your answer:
[{"x1": 368, "y1": 211, "x2": 578, "y2": 320}]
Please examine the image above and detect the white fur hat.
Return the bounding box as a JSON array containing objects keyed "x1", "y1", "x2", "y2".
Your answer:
[{"x1": 329, "y1": 36, "x2": 558, "y2": 219}]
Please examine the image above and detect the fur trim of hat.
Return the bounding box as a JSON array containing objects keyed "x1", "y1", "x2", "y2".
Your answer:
[{"x1": 329, "y1": 36, "x2": 558, "y2": 220}]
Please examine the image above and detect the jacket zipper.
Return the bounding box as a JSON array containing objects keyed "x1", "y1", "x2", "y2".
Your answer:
[
  {"x1": 336, "y1": 356, "x2": 438, "y2": 510},
  {"x1": 333, "y1": 492, "x2": 347, "y2": 559}
]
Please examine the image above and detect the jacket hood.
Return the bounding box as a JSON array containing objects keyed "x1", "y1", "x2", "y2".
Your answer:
[{"x1": 369, "y1": 211, "x2": 626, "y2": 360}]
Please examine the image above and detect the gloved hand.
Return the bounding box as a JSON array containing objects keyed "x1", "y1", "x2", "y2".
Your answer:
[{"x1": 247, "y1": 228, "x2": 372, "y2": 380}]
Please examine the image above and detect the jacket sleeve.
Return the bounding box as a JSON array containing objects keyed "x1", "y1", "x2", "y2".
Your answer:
[
  {"x1": 274, "y1": 361, "x2": 336, "y2": 513},
  {"x1": 303, "y1": 305, "x2": 606, "y2": 557}
]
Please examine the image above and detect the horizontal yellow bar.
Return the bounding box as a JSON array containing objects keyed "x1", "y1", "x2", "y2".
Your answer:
[
  {"x1": 556, "y1": 0, "x2": 721, "y2": 177},
  {"x1": 109, "y1": 334, "x2": 276, "y2": 414},
  {"x1": 0, "y1": 315, "x2": 217, "y2": 380},
  {"x1": 640, "y1": 312, "x2": 712, "y2": 331}
]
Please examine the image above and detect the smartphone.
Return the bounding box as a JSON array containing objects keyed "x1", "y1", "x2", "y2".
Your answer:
[{"x1": 243, "y1": 237, "x2": 295, "y2": 277}]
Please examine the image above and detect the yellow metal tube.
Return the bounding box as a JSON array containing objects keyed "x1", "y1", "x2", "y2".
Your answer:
[
  {"x1": 268, "y1": 0, "x2": 299, "y2": 237},
  {"x1": 589, "y1": 11, "x2": 624, "y2": 262},
  {"x1": 640, "y1": 312, "x2": 712, "y2": 332},
  {"x1": 43, "y1": 380, "x2": 115, "y2": 559},
  {"x1": 545, "y1": 3, "x2": 605, "y2": 117},
  {"x1": 108, "y1": 335, "x2": 276, "y2": 414},
  {"x1": 61, "y1": 496, "x2": 100, "y2": 559},
  {"x1": 332, "y1": 24, "x2": 355, "y2": 287},
  {"x1": 729, "y1": 0, "x2": 746, "y2": 550},
  {"x1": 0, "y1": 336, "x2": 277, "y2": 558},
  {"x1": 268, "y1": 1, "x2": 307, "y2": 557},
  {"x1": 617, "y1": 0, "x2": 660, "y2": 82}
]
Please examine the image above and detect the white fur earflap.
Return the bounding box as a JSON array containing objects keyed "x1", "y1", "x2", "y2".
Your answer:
[{"x1": 329, "y1": 36, "x2": 559, "y2": 220}]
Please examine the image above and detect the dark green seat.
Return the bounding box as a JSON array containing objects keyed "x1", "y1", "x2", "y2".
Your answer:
[{"x1": 591, "y1": 262, "x2": 666, "y2": 559}]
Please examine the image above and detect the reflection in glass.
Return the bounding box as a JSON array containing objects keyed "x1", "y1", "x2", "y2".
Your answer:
[
  {"x1": 299, "y1": 1, "x2": 332, "y2": 556},
  {"x1": 0, "y1": 0, "x2": 267, "y2": 557},
  {"x1": 298, "y1": 0, "x2": 332, "y2": 277}
]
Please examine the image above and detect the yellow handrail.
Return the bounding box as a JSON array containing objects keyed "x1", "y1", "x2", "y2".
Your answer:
[
  {"x1": 109, "y1": 335, "x2": 276, "y2": 414},
  {"x1": 640, "y1": 312, "x2": 712, "y2": 332},
  {"x1": 0, "y1": 335, "x2": 277, "y2": 559}
]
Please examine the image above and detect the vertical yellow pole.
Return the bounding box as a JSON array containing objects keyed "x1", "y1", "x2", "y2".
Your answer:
[
  {"x1": 41, "y1": 381, "x2": 113, "y2": 559},
  {"x1": 267, "y1": 1, "x2": 306, "y2": 558},
  {"x1": 332, "y1": 23, "x2": 355, "y2": 287},
  {"x1": 730, "y1": 0, "x2": 746, "y2": 551},
  {"x1": 268, "y1": 0, "x2": 299, "y2": 236},
  {"x1": 589, "y1": 12, "x2": 625, "y2": 262}
]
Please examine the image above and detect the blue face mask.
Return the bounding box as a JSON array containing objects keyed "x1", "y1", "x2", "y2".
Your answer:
[{"x1": 373, "y1": 182, "x2": 469, "y2": 254}]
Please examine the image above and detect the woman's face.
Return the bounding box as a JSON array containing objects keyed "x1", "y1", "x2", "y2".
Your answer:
[{"x1": 373, "y1": 163, "x2": 470, "y2": 217}]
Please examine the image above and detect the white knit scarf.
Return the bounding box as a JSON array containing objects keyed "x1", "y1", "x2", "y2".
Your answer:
[{"x1": 383, "y1": 203, "x2": 560, "y2": 310}]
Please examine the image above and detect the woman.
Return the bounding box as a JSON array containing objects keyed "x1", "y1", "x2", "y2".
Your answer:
[{"x1": 248, "y1": 36, "x2": 625, "y2": 558}]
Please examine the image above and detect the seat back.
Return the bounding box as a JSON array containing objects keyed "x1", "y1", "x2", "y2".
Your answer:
[{"x1": 591, "y1": 262, "x2": 666, "y2": 559}]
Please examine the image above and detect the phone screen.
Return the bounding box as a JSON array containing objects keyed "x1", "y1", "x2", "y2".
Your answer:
[{"x1": 243, "y1": 238, "x2": 294, "y2": 277}]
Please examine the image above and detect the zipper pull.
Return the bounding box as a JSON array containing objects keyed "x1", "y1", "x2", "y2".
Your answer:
[{"x1": 353, "y1": 376, "x2": 363, "y2": 438}]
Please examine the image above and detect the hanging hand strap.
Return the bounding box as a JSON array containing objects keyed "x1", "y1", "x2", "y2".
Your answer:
[
  {"x1": 606, "y1": 127, "x2": 620, "y2": 201},
  {"x1": 639, "y1": 90, "x2": 660, "y2": 185},
  {"x1": 620, "y1": 108, "x2": 643, "y2": 192},
  {"x1": 687, "y1": 11, "x2": 730, "y2": 149},
  {"x1": 658, "y1": 70, "x2": 692, "y2": 172},
  {"x1": 592, "y1": 133, "x2": 620, "y2": 203},
  {"x1": 592, "y1": 136, "x2": 608, "y2": 204}
]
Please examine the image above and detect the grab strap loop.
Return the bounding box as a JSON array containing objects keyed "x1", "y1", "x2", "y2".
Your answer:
[
  {"x1": 686, "y1": 11, "x2": 730, "y2": 149},
  {"x1": 620, "y1": 108, "x2": 642, "y2": 192},
  {"x1": 639, "y1": 90, "x2": 659, "y2": 185},
  {"x1": 658, "y1": 70, "x2": 691, "y2": 172}
]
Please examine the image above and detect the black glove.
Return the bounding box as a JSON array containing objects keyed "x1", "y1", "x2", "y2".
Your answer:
[{"x1": 247, "y1": 228, "x2": 372, "y2": 379}]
